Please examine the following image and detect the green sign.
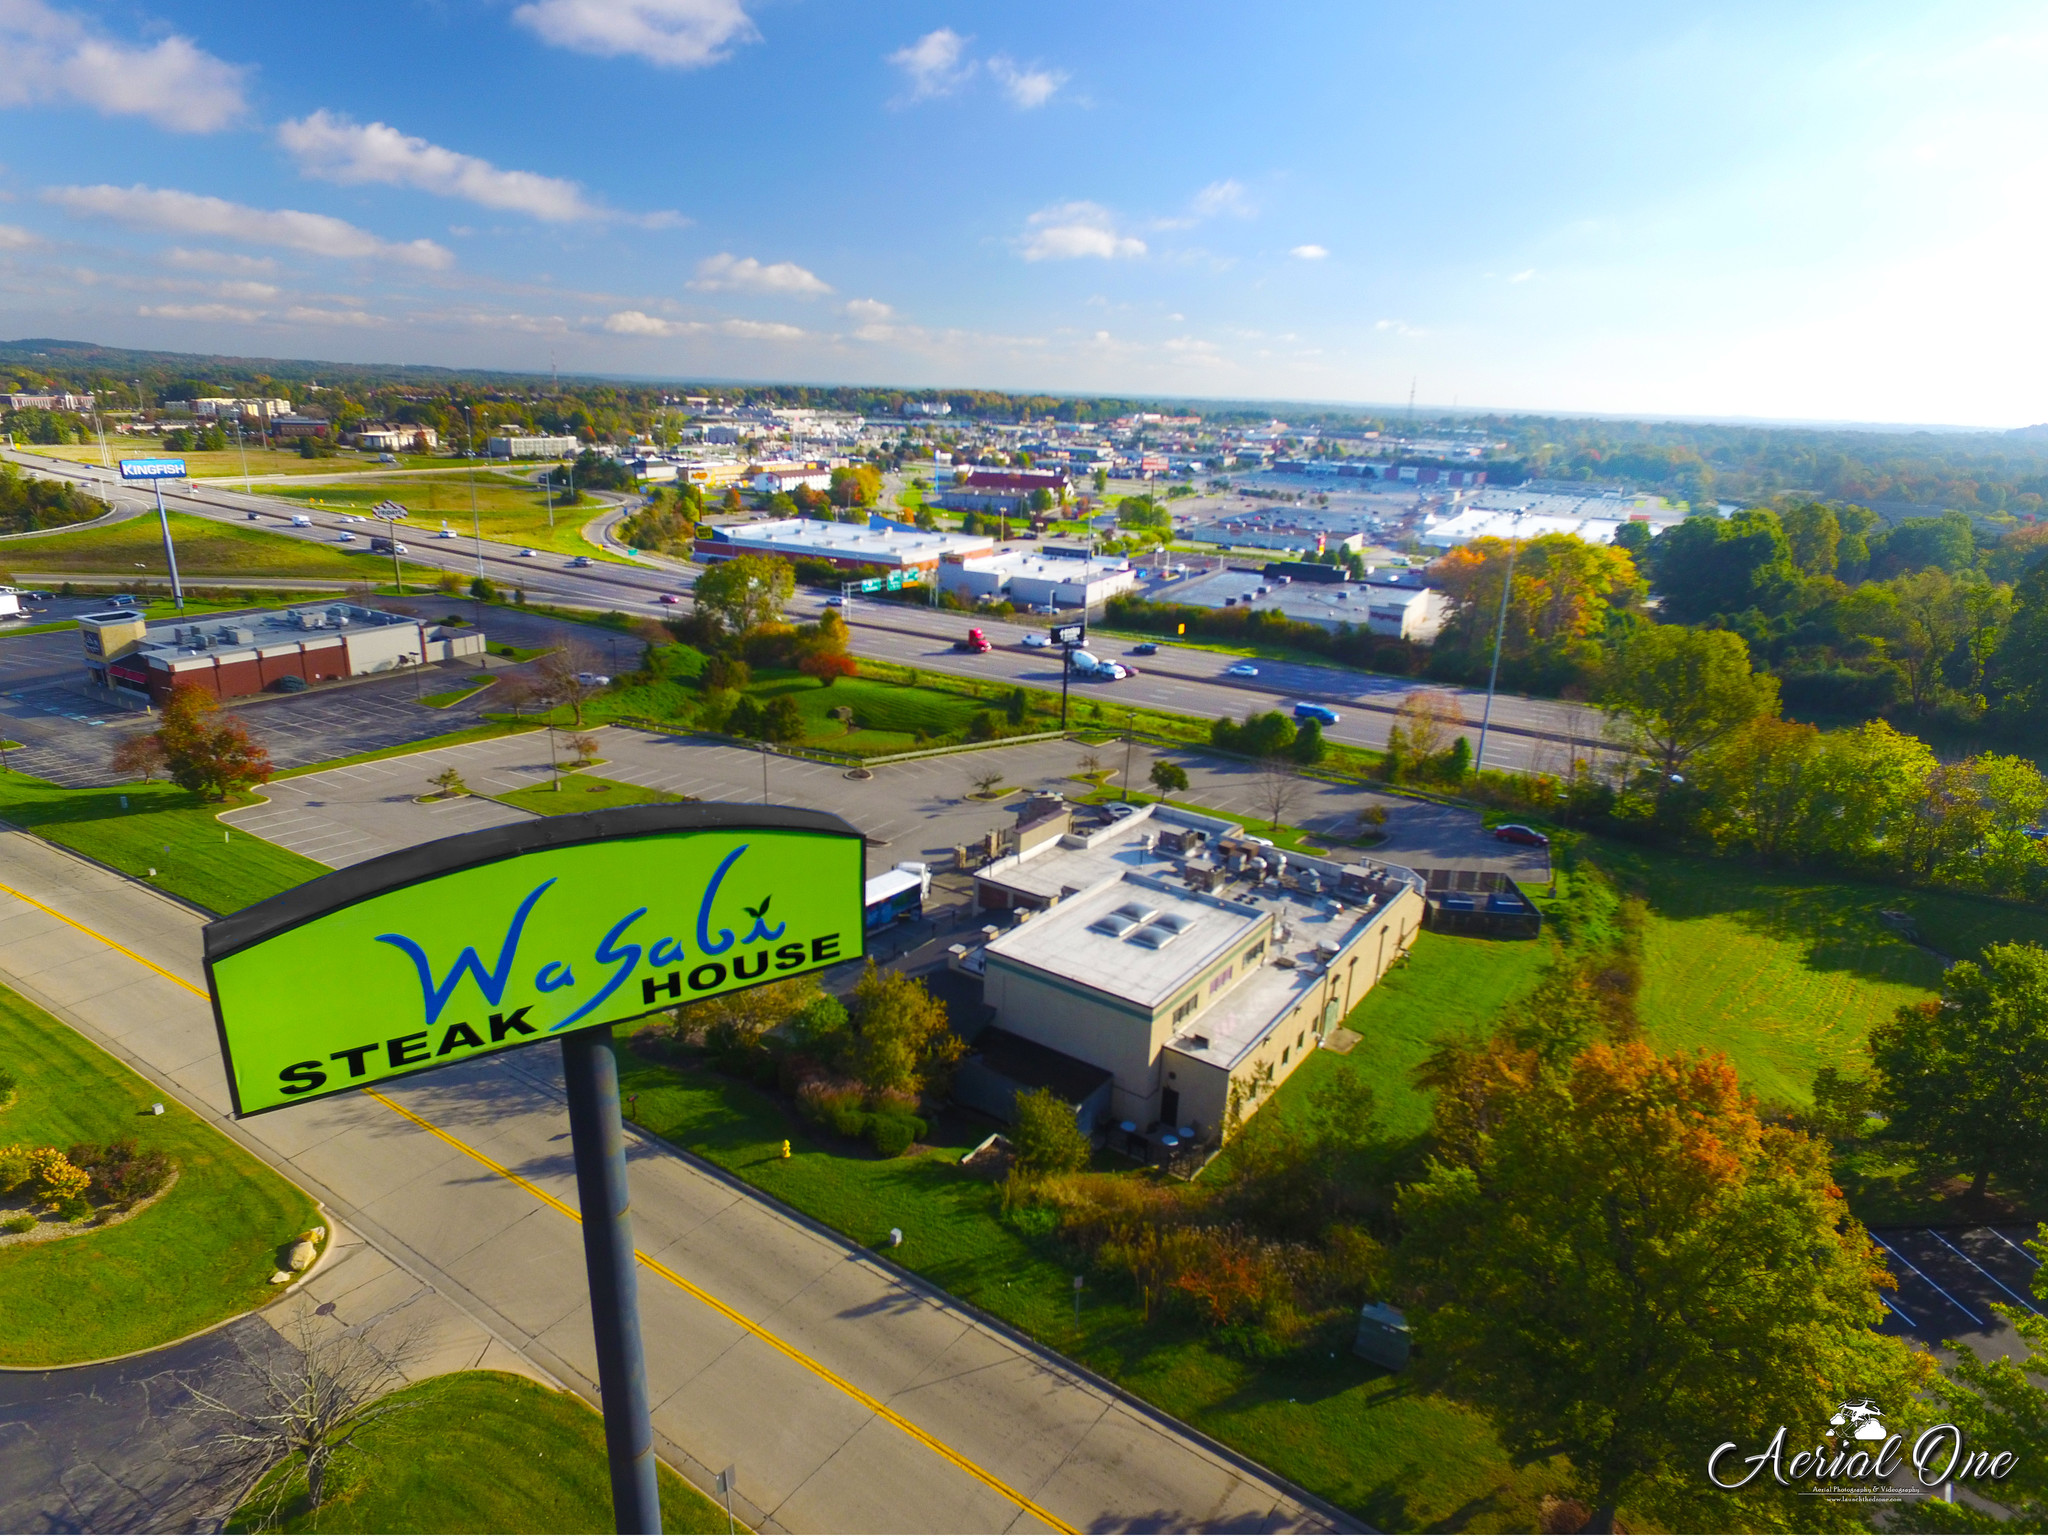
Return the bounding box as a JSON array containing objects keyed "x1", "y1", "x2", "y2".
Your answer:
[{"x1": 203, "y1": 806, "x2": 865, "y2": 1115}]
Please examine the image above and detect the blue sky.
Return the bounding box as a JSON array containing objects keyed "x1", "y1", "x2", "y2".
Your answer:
[{"x1": 3, "y1": 0, "x2": 2046, "y2": 425}]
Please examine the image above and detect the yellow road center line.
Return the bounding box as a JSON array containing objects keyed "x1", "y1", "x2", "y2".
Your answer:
[{"x1": 0, "y1": 880, "x2": 1075, "y2": 1535}]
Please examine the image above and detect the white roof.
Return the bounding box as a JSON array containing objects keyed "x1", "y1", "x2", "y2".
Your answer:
[
  {"x1": 986, "y1": 873, "x2": 1264, "y2": 1011},
  {"x1": 713, "y1": 517, "x2": 992, "y2": 565}
]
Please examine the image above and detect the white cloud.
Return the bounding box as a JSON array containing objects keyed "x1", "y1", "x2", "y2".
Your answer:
[
  {"x1": 513, "y1": 0, "x2": 757, "y2": 69},
  {"x1": 889, "y1": 28, "x2": 972, "y2": 99},
  {"x1": 1290, "y1": 243, "x2": 1328, "y2": 260},
  {"x1": 0, "y1": 224, "x2": 42, "y2": 250},
  {"x1": 688, "y1": 252, "x2": 830, "y2": 295},
  {"x1": 278, "y1": 111, "x2": 606, "y2": 223},
  {"x1": 843, "y1": 297, "x2": 893, "y2": 321},
  {"x1": 163, "y1": 247, "x2": 276, "y2": 274},
  {"x1": 1192, "y1": 180, "x2": 1253, "y2": 219},
  {"x1": 1021, "y1": 203, "x2": 1145, "y2": 261},
  {"x1": 988, "y1": 56, "x2": 1065, "y2": 109},
  {"x1": 285, "y1": 305, "x2": 383, "y2": 327},
  {"x1": 215, "y1": 280, "x2": 278, "y2": 301},
  {"x1": 1375, "y1": 319, "x2": 1425, "y2": 337},
  {"x1": 44, "y1": 184, "x2": 453, "y2": 269},
  {"x1": 604, "y1": 309, "x2": 691, "y2": 336},
  {"x1": 138, "y1": 302, "x2": 261, "y2": 323},
  {"x1": 0, "y1": 0, "x2": 247, "y2": 132},
  {"x1": 1510, "y1": 268, "x2": 1537, "y2": 282},
  {"x1": 721, "y1": 318, "x2": 804, "y2": 340}
]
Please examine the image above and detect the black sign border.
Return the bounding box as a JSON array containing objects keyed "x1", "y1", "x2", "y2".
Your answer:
[{"x1": 203, "y1": 803, "x2": 866, "y2": 1116}]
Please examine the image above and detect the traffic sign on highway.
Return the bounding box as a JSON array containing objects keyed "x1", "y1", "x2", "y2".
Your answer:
[{"x1": 371, "y1": 499, "x2": 409, "y2": 519}]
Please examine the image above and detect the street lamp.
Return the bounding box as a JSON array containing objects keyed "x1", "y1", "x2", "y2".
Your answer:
[
  {"x1": 759, "y1": 742, "x2": 771, "y2": 804},
  {"x1": 1473, "y1": 512, "x2": 1524, "y2": 776}
]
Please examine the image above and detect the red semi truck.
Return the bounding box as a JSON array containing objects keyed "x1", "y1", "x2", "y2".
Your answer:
[{"x1": 954, "y1": 627, "x2": 991, "y2": 653}]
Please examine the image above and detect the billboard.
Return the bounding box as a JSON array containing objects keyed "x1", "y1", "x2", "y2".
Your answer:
[
  {"x1": 1050, "y1": 621, "x2": 1085, "y2": 646},
  {"x1": 204, "y1": 804, "x2": 865, "y2": 1115},
  {"x1": 119, "y1": 458, "x2": 188, "y2": 480}
]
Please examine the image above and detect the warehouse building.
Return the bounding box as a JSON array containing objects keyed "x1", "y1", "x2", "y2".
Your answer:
[
  {"x1": 78, "y1": 603, "x2": 487, "y2": 708},
  {"x1": 952, "y1": 803, "x2": 1425, "y2": 1150},
  {"x1": 936, "y1": 550, "x2": 1140, "y2": 610},
  {"x1": 693, "y1": 515, "x2": 993, "y2": 576}
]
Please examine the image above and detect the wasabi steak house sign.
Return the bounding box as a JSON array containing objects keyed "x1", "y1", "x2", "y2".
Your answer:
[{"x1": 204, "y1": 805, "x2": 866, "y2": 1116}]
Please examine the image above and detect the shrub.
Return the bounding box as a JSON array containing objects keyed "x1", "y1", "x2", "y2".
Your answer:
[
  {"x1": 0, "y1": 1143, "x2": 31, "y2": 1193},
  {"x1": 23, "y1": 1145, "x2": 89, "y2": 1207},
  {"x1": 1010, "y1": 1087, "x2": 1091, "y2": 1177},
  {"x1": 68, "y1": 1138, "x2": 173, "y2": 1207},
  {"x1": 866, "y1": 1112, "x2": 924, "y2": 1157},
  {"x1": 2, "y1": 1212, "x2": 35, "y2": 1234},
  {"x1": 968, "y1": 710, "x2": 1000, "y2": 741}
]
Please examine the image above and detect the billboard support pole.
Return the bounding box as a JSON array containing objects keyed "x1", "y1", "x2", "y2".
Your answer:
[
  {"x1": 155, "y1": 481, "x2": 184, "y2": 611},
  {"x1": 561, "y1": 1024, "x2": 662, "y2": 1535}
]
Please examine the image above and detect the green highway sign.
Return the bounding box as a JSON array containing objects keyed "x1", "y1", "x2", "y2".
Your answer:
[{"x1": 203, "y1": 805, "x2": 865, "y2": 1115}]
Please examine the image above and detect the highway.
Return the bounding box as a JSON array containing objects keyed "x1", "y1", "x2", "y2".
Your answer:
[{"x1": 4, "y1": 450, "x2": 1614, "y2": 774}]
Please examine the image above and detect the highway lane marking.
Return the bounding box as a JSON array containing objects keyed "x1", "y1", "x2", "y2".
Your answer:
[{"x1": 0, "y1": 876, "x2": 1079, "y2": 1536}]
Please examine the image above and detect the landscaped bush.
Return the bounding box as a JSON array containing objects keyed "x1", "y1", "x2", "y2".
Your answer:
[
  {"x1": 866, "y1": 1112, "x2": 924, "y2": 1157},
  {"x1": 0, "y1": 1144, "x2": 90, "y2": 1210},
  {"x1": 68, "y1": 1138, "x2": 174, "y2": 1208}
]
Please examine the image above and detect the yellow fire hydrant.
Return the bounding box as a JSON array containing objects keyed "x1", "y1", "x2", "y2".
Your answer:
[{"x1": 781, "y1": 1139, "x2": 791, "y2": 1160}]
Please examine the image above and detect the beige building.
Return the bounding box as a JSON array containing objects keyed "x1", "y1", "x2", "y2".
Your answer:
[{"x1": 958, "y1": 804, "x2": 1425, "y2": 1146}]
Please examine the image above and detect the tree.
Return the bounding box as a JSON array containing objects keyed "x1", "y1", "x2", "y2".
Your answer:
[
  {"x1": 1148, "y1": 760, "x2": 1189, "y2": 801},
  {"x1": 727, "y1": 695, "x2": 765, "y2": 737},
  {"x1": 110, "y1": 732, "x2": 169, "y2": 782},
  {"x1": 1385, "y1": 689, "x2": 1462, "y2": 772},
  {"x1": 760, "y1": 695, "x2": 803, "y2": 744},
  {"x1": 183, "y1": 1304, "x2": 427, "y2": 1526},
  {"x1": 829, "y1": 464, "x2": 881, "y2": 508},
  {"x1": 970, "y1": 768, "x2": 1004, "y2": 797},
  {"x1": 535, "y1": 644, "x2": 605, "y2": 727},
  {"x1": 1870, "y1": 943, "x2": 2048, "y2": 1199},
  {"x1": 798, "y1": 651, "x2": 857, "y2": 687},
  {"x1": 427, "y1": 766, "x2": 469, "y2": 798},
  {"x1": 1396, "y1": 1040, "x2": 1928, "y2": 1534},
  {"x1": 692, "y1": 553, "x2": 794, "y2": 639},
  {"x1": 1291, "y1": 717, "x2": 1325, "y2": 765},
  {"x1": 564, "y1": 733, "x2": 599, "y2": 767},
  {"x1": 674, "y1": 975, "x2": 818, "y2": 1059},
  {"x1": 849, "y1": 961, "x2": 962, "y2": 1099},
  {"x1": 155, "y1": 684, "x2": 273, "y2": 801},
  {"x1": 1599, "y1": 625, "x2": 1779, "y2": 780},
  {"x1": 1255, "y1": 760, "x2": 1303, "y2": 832},
  {"x1": 1009, "y1": 1087, "x2": 1091, "y2": 1177},
  {"x1": 1779, "y1": 500, "x2": 1841, "y2": 577},
  {"x1": 1991, "y1": 553, "x2": 2048, "y2": 729}
]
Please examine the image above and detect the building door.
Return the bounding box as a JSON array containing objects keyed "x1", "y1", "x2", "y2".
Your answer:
[{"x1": 1160, "y1": 1087, "x2": 1180, "y2": 1129}]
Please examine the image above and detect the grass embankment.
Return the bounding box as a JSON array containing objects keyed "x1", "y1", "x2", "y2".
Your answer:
[
  {"x1": 0, "y1": 511, "x2": 423, "y2": 580},
  {"x1": 228, "y1": 1371, "x2": 733, "y2": 1534},
  {"x1": 615, "y1": 1033, "x2": 1565, "y2": 1531},
  {"x1": 21, "y1": 441, "x2": 422, "y2": 478},
  {"x1": 0, "y1": 980, "x2": 320, "y2": 1366},
  {"x1": 419, "y1": 675, "x2": 495, "y2": 709},
  {"x1": 254, "y1": 474, "x2": 615, "y2": 562},
  {"x1": 0, "y1": 773, "x2": 326, "y2": 912},
  {"x1": 495, "y1": 771, "x2": 687, "y2": 815}
]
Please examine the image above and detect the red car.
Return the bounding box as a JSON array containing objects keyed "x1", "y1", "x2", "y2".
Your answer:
[
  {"x1": 1492, "y1": 823, "x2": 1550, "y2": 847},
  {"x1": 658, "y1": 593, "x2": 682, "y2": 605}
]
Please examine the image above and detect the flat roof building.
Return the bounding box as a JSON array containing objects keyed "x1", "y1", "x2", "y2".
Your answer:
[
  {"x1": 958, "y1": 803, "x2": 1426, "y2": 1149},
  {"x1": 1150, "y1": 568, "x2": 1444, "y2": 639},
  {"x1": 694, "y1": 515, "x2": 993, "y2": 573},
  {"x1": 79, "y1": 603, "x2": 486, "y2": 708},
  {"x1": 487, "y1": 433, "x2": 580, "y2": 459},
  {"x1": 937, "y1": 550, "x2": 1140, "y2": 610}
]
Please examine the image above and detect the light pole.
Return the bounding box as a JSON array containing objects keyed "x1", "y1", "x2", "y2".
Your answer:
[
  {"x1": 759, "y1": 742, "x2": 770, "y2": 804},
  {"x1": 234, "y1": 414, "x2": 252, "y2": 494},
  {"x1": 1123, "y1": 712, "x2": 1134, "y2": 801},
  {"x1": 1473, "y1": 513, "x2": 1523, "y2": 776}
]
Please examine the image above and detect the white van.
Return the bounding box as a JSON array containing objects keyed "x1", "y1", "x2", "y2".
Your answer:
[{"x1": 290, "y1": 514, "x2": 312, "y2": 527}]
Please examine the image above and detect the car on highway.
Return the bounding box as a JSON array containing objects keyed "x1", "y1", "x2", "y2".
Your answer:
[
  {"x1": 659, "y1": 593, "x2": 682, "y2": 604},
  {"x1": 824, "y1": 596, "x2": 843, "y2": 606},
  {"x1": 1492, "y1": 824, "x2": 1551, "y2": 847},
  {"x1": 1224, "y1": 662, "x2": 1259, "y2": 677},
  {"x1": 290, "y1": 514, "x2": 312, "y2": 527},
  {"x1": 1293, "y1": 702, "x2": 1340, "y2": 726},
  {"x1": 1021, "y1": 633, "x2": 1050, "y2": 648},
  {"x1": 575, "y1": 672, "x2": 611, "y2": 687},
  {"x1": 518, "y1": 547, "x2": 538, "y2": 557},
  {"x1": 245, "y1": 509, "x2": 260, "y2": 520},
  {"x1": 1131, "y1": 642, "x2": 1158, "y2": 655},
  {"x1": 569, "y1": 555, "x2": 592, "y2": 568},
  {"x1": 337, "y1": 531, "x2": 355, "y2": 542},
  {"x1": 435, "y1": 528, "x2": 458, "y2": 538}
]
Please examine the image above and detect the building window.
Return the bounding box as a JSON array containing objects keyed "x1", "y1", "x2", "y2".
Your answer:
[
  {"x1": 1282, "y1": 1046, "x2": 1290, "y2": 1065},
  {"x1": 1172, "y1": 996, "x2": 1198, "y2": 1024},
  {"x1": 1244, "y1": 940, "x2": 1266, "y2": 965},
  {"x1": 1209, "y1": 966, "x2": 1234, "y2": 995},
  {"x1": 1297, "y1": 1032, "x2": 1306, "y2": 1049}
]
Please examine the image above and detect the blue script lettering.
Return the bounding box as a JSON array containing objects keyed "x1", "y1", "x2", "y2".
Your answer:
[
  {"x1": 551, "y1": 907, "x2": 648, "y2": 1032},
  {"x1": 536, "y1": 962, "x2": 576, "y2": 992},
  {"x1": 379, "y1": 880, "x2": 555, "y2": 1026},
  {"x1": 695, "y1": 846, "x2": 746, "y2": 956}
]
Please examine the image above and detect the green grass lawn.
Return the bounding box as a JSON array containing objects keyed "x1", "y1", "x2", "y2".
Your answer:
[
  {"x1": 27, "y1": 441, "x2": 408, "y2": 478},
  {"x1": 495, "y1": 771, "x2": 687, "y2": 815},
  {"x1": 752, "y1": 669, "x2": 985, "y2": 751},
  {"x1": 229, "y1": 1370, "x2": 733, "y2": 1534},
  {"x1": 0, "y1": 980, "x2": 321, "y2": 1366},
  {"x1": 614, "y1": 1036, "x2": 1565, "y2": 1531},
  {"x1": 0, "y1": 511, "x2": 421, "y2": 580},
  {"x1": 253, "y1": 475, "x2": 620, "y2": 561},
  {"x1": 0, "y1": 772, "x2": 327, "y2": 913},
  {"x1": 419, "y1": 676, "x2": 495, "y2": 709}
]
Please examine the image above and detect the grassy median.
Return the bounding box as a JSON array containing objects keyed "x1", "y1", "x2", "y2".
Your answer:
[
  {"x1": 0, "y1": 980, "x2": 320, "y2": 1366},
  {"x1": 0, "y1": 511, "x2": 420, "y2": 581}
]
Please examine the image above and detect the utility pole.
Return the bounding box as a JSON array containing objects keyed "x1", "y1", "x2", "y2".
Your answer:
[
  {"x1": 235, "y1": 414, "x2": 252, "y2": 493},
  {"x1": 464, "y1": 404, "x2": 485, "y2": 611},
  {"x1": 1473, "y1": 513, "x2": 1523, "y2": 775},
  {"x1": 1122, "y1": 713, "x2": 1134, "y2": 801}
]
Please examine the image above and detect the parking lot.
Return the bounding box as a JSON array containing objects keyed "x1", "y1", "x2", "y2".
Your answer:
[{"x1": 1871, "y1": 1226, "x2": 2043, "y2": 1359}]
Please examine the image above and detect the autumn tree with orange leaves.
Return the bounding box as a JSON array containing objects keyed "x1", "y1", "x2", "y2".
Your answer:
[
  {"x1": 1396, "y1": 1039, "x2": 1928, "y2": 1534},
  {"x1": 1431, "y1": 532, "x2": 1646, "y2": 692}
]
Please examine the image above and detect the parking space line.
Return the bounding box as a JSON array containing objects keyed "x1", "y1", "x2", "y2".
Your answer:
[
  {"x1": 1873, "y1": 1235, "x2": 1986, "y2": 1327},
  {"x1": 1928, "y1": 1230, "x2": 2041, "y2": 1315}
]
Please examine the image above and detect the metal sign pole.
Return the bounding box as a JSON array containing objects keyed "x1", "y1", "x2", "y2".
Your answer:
[
  {"x1": 561, "y1": 1025, "x2": 662, "y2": 1535},
  {"x1": 155, "y1": 481, "x2": 184, "y2": 611}
]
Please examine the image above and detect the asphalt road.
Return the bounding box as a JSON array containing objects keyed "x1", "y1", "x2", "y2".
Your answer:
[{"x1": 6, "y1": 450, "x2": 1614, "y2": 776}]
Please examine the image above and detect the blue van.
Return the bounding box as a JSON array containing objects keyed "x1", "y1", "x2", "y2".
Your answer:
[{"x1": 1293, "y1": 702, "x2": 1340, "y2": 726}]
